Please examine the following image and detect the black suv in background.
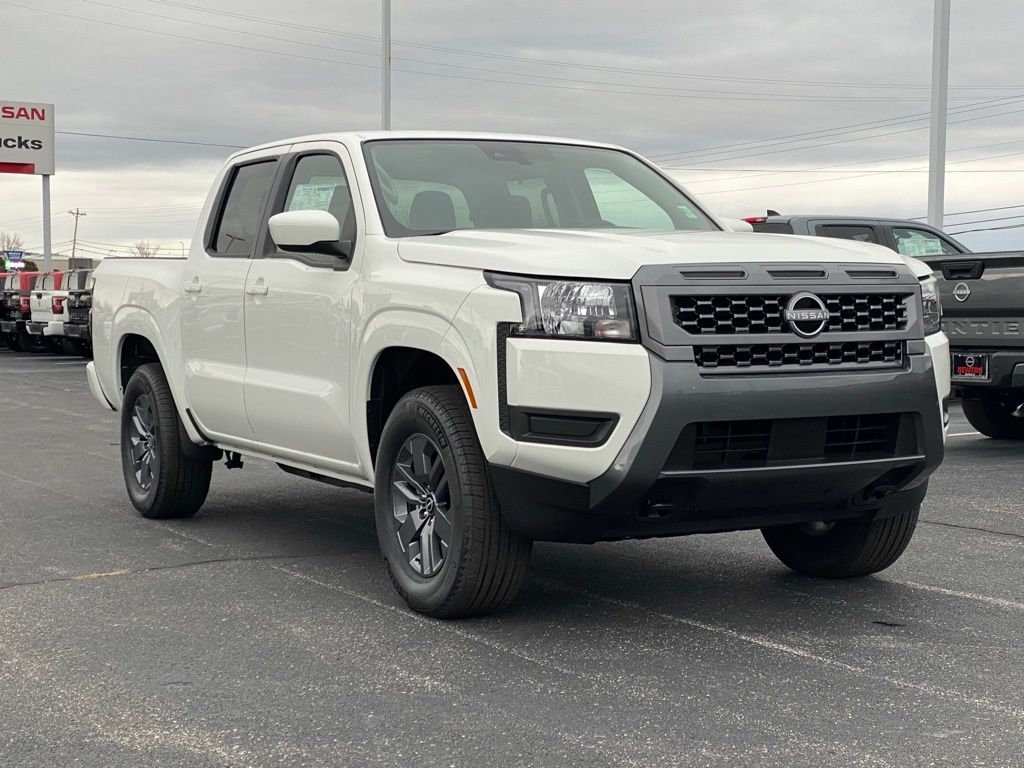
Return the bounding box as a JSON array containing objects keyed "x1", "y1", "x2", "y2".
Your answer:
[{"x1": 746, "y1": 213, "x2": 969, "y2": 259}]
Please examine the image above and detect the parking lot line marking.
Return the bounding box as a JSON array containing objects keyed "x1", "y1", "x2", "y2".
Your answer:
[
  {"x1": 948, "y1": 431, "x2": 981, "y2": 437},
  {"x1": 1, "y1": 368, "x2": 88, "y2": 374},
  {"x1": 534, "y1": 578, "x2": 1024, "y2": 722},
  {"x1": 901, "y1": 581, "x2": 1024, "y2": 613},
  {"x1": 71, "y1": 569, "x2": 132, "y2": 581}
]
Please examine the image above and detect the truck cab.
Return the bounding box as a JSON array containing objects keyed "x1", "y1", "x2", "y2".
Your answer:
[{"x1": 747, "y1": 214, "x2": 968, "y2": 258}]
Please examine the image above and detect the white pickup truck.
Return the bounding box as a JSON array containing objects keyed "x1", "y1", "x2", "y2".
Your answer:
[{"x1": 87, "y1": 132, "x2": 950, "y2": 618}]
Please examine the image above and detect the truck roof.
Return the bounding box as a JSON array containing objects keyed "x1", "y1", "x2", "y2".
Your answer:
[
  {"x1": 229, "y1": 131, "x2": 628, "y2": 161},
  {"x1": 762, "y1": 214, "x2": 932, "y2": 225}
]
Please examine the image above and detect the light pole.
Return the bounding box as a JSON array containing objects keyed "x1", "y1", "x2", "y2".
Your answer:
[
  {"x1": 179, "y1": 240, "x2": 186, "y2": 258},
  {"x1": 927, "y1": 0, "x2": 950, "y2": 229},
  {"x1": 382, "y1": 0, "x2": 391, "y2": 129}
]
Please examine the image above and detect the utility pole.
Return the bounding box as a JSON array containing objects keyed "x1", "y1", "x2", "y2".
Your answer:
[
  {"x1": 179, "y1": 240, "x2": 186, "y2": 258},
  {"x1": 927, "y1": 0, "x2": 951, "y2": 229},
  {"x1": 382, "y1": 0, "x2": 391, "y2": 129},
  {"x1": 67, "y1": 208, "x2": 86, "y2": 269}
]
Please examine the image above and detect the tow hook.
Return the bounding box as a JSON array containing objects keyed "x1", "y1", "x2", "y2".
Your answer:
[{"x1": 224, "y1": 451, "x2": 244, "y2": 470}]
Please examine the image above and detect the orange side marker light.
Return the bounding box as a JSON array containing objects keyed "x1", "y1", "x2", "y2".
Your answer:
[{"x1": 457, "y1": 367, "x2": 478, "y2": 409}]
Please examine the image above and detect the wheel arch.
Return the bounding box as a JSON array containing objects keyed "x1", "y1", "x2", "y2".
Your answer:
[{"x1": 110, "y1": 306, "x2": 203, "y2": 446}]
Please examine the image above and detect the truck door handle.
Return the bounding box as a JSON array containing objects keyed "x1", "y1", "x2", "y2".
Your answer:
[
  {"x1": 245, "y1": 283, "x2": 269, "y2": 296},
  {"x1": 183, "y1": 279, "x2": 203, "y2": 294}
]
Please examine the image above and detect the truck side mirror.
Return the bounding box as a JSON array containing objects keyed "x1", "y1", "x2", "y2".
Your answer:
[{"x1": 268, "y1": 210, "x2": 351, "y2": 261}]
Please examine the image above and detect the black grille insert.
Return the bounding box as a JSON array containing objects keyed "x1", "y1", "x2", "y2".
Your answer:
[
  {"x1": 673, "y1": 293, "x2": 910, "y2": 335},
  {"x1": 694, "y1": 340, "x2": 904, "y2": 370},
  {"x1": 693, "y1": 420, "x2": 772, "y2": 470},
  {"x1": 824, "y1": 414, "x2": 901, "y2": 460},
  {"x1": 677, "y1": 414, "x2": 904, "y2": 471}
]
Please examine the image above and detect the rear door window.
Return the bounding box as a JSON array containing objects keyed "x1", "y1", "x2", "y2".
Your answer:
[
  {"x1": 815, "y1": 224, "x2": 881, "y2": 245},
  {"x1": 891, "y1": 227, "x2": 960, "y2": 257},
  {"x1": 40, "y1": 275, "x2": 53, "y2": 290},
  {"x1": 212, "y1": 160, "x2": 278, "y2": 256}
]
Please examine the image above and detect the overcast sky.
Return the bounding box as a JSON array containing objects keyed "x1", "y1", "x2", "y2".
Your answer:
[{"x1": 2, "y1": 0, "x2": 1022, "y2": 258}]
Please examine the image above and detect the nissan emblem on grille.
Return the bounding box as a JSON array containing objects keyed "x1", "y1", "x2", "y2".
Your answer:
[{"x1": 783, "y1": 292, "x2": 830, "y2": 338}]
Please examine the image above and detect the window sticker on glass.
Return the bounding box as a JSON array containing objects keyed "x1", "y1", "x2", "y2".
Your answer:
[
  {"x1": 289, "y1": 182, "x2": 339, "y2": 212},
  {"x1": 677, "y1": 204, "x2": 700, "y2": 220}
]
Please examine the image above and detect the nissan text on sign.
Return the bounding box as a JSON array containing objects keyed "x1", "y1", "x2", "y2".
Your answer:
[{"x1": 0, "y1": 101, "x2": 55, "y2": 175}]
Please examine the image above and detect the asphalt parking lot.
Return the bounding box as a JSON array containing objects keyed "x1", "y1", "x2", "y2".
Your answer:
[{"x1": 0, "y1": 347, "x2": 1021, "y2": 768}]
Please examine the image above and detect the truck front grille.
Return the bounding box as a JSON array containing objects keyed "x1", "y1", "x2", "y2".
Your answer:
[
  {"x1": 681, "y1": 414, "x2": 904, "y2": 471},
  {"x1": 694, "y1": 340, "x2": 904, "y2": 371},
  {"x1": 673, "y1": 293, "x2": 910, "y2": 335}
]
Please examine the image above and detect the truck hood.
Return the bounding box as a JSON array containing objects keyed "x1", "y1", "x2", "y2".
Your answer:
[{"x1": 397, "y1": 229, "x2": 907, "y2": 280}]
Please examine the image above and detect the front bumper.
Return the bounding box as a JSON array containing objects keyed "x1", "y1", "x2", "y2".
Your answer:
[{"x1": 490, "y1": 348, "x2": 944, "y2": 543}]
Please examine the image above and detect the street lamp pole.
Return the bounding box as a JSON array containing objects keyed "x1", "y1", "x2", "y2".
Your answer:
[
  {"x1": 927, "y1": 0, "x2": 951, "y2": 229},
  {"x1": 382, "y1": 0, "x2": 391, "y2": 129}
]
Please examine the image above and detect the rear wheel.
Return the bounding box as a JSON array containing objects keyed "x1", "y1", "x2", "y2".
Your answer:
[
  {"x1": 121, "y1": 362, "x2": 212, "y2": 519},
  {"x1": 18, "y1": 330, "x2": 45, "y2": 353},
  {"x1": 962, "y1": 393, "x2": 1024, "y2": 439},
  {"x1": 374, "y1": 385, "x2": 532, "y2": 618},
  {"x1": 762, "y1": 506, "x2": 919, "y2": 578},
  {"x1": 44, "y1": 337, "x2": 64, "y2": 354},
  {"x1": 61, "y1": 338, "x2": 87, "y2": 356}
]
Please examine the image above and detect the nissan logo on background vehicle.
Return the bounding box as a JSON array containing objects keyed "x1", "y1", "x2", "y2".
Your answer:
[
  {"x1": 784, "y1": 292, "x2": 830, "y2": 337},
  {"x1": 954, "y1": 282, "x2": 972, "y2": 302}
]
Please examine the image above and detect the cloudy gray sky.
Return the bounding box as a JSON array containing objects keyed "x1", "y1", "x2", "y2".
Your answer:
[{"x1": 2, "y1": 0, "x2": 1022, "y2": 258}]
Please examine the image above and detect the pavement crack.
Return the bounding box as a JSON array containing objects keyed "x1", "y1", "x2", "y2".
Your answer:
[
  {"x1": 0, "y1": 552, "x2": 343, "y2": 593},
  {"x1": 920, "y1": 518, "x2": 1024, "y2": 541}
]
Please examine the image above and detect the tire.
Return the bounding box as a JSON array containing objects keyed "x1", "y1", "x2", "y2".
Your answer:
[
  {"x1": 762, "y1": 506, "x2": 919, "y2": 579},
  {"x1": 374, "y1": 385, "x2": 532, "y2": 618},
  {"x1": 61, "y1": 338, "x2": 86, "y2": 356},
  {"x1": 961, "y1": 393, "x2": 1024, "y2": 439},
  {"x1": 121, "y1": 362, "x2": 213, "y2": 519},
  {"x1": 44, "y1": 337, "x2": 64, "y2": 355},
  {"x1": 18, "y1": 330, "x2": 45, "y2": 353}
]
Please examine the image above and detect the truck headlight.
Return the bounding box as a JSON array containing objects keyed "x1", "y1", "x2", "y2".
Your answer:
[
  {"x1": 486, "y1": 273, "x2": 637, "y2": 341},
  {"x1": 920, "y1": 276, "x2": 942, "y2": 335}
]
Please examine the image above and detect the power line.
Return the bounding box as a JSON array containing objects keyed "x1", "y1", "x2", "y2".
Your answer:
[
  {"x1": 648, "y1": 94, "x2": 1024, "y2": 162},
  {"x1": 0, "y1": 2, "x2": 995, "y2": 104},
  {"x1": 83, "y1": 0, "x2": 1004, "y2": 104},
  {"x1": 948, "y1": 222, "x2": 1024, "y2": 236},
  {"x1": 907, "y1": 204, "x2": 1024, "y2": 221},
  {"x1": 147, "y1": 0, "x2": 1024, "y2": 92},
  {"x1": 57, "y1": 130, "x2": 245, "y2": 149}
]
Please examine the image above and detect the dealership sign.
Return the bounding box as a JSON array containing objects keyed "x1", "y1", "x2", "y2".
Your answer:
[{"x1": 0, "y1": 101, "x2": 55, "y2": 175}]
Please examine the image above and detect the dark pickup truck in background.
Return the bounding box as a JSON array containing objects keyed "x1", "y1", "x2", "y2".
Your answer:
[
  {"x1": 923, "y1": 253, "x2": 1024, "y2": 438},
  {"x1": 746, "y1": 213, "x2": 969, "y2": 258},
  {"x1": 745, "y1": 212, "x2": 1024, "y2": 439}
]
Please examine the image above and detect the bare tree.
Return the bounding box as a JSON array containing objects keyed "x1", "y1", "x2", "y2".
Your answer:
[
  {"x1": 0, "y1": 231, "x2": 25, "y2": 252},
  {"x1": 128, "y1": 240, "x2": 160, "y2": 258}
]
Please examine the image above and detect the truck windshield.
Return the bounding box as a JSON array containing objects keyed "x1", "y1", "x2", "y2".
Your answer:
[{"x1": 363, "y1": 140, "x2": 718, "y2": 237}]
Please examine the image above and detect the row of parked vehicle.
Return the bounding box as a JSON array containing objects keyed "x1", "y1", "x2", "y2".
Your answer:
[{"x1": 0, "y1": 268, "x2": 93, "y2": 356}]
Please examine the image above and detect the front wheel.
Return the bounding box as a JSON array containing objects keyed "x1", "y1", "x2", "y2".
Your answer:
[
  {"x1": 961, "y1": 393, "x2": 1024, "y2": 439},
  {"x1": 121, "y1": 362, "x2": 213, "y2": 519},
  {"x1": 762, "y1": 506, "x2": 919, "y2": 578},
  {"x1": 374, "y1": 385, "x2": 532, "y2": 618}
]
